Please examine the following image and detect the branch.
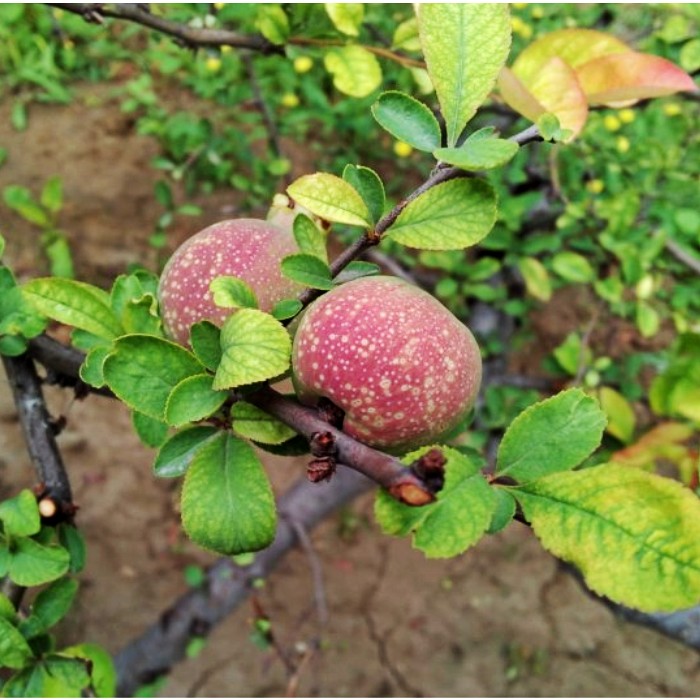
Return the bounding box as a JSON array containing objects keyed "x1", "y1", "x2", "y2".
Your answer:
[
  {"x1": 113, "y1": 468, "x2": 372, "y2": 696},
  {"x1": 665, "y1": 237, "x2": 700, "y2": 275}
]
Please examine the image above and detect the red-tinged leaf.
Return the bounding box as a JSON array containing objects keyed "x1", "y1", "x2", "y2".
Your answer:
[
  {"x1": 578, "y1": 51, "x2": 697, "y2": 106},
  {"x1": 611, "y1": 421, "x2": 694, "y2": 470},
  {"x1": 498, "y1": 67, "x2": 546, "y2": 122}
]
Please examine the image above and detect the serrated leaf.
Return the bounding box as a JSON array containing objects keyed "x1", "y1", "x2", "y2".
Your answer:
[
  {"x1": 78, "y1": 343, "x2": 112, "y2": 389},
  {"x1": 374, "y1": 446, "x2": 497, "y2": 558},
  {"x1": 0, "y1": 489, "x2": 40, "y2": 537},
  {"x1": 325, "y1": 3, "x2": 364, "y2": 36},
  {"x1": 271, "y1": 298, "x2": 303, "y2": 321},
  {"x1": 596, "y1": 386, "x2": 636, "y2": 444},
  {"x1": 213, "y1": 308, "x2": 291, "y2": 390},
  {"x1": 551, "y1": 251, "x2": 595, "y2": 283},
  {"x1": 517, "y1": 256, "x2": 552, "y2": 301},
  {"x1": 102, "y1": 335, "x2": 204, "y2": 420},
  {"x1": 165, "y1": 373, "x2": 227, "y2": 427},
  {"x1": 0, "y1": 617, "x2": 34, "y2": 669},
  {"x1": 210, "y1": 276, "x2": 258, "y2": 310},
  {"x1": 323, "y1": 45, "x2": 382, "y2": 98},
  {"x1": 181, "y1": 432, "x2": 276, "y2": 554},
  {"x1": 333, "y1": 260, "x2": 381, "y2": 285},
  {"x1": 281, "y1": 254, "x2": 334, "y2": 290},
  {"x1": 255, "y1": 5, "x2": 289, "y2": 45},
  {"x1": 371, "y1": 91, "x2": 441, "y2": 152},
  {"x1": 342, "y1": 164, "x2": 385, "y2": 224},
  {"x1": 487, "y1": 488, "x2": 517, "y2": 534},
  {"x1": 434, "y1": 130, "x2": 519, "y2": 171},
  {"x1": 513, "y1": 465, "x2": 700, "y2": 612},
  {"x1": 293, "y1": 214, "x2": 328, "y2": 263},
  {"x1": 8, "y1": 538, "x2": 70, "y2": 586},
  {"x1": 189, "y1": 321, "x2": 221, "y2": 371},
  {"x1": 288, "y1": 173, "x2": 370, "y2": 227},
  {"x1": 231, "y1": 401, "x2": 297, "y2": 445},
  {"x1": 60, "y1": 644, "x2": 116, "y2": 698},
  {"x1": 496, "y1": 389, "x2": 607, "y2": 481},
  {"x1": 384, "y1": 178, "x2": 496, "y2": 250},
  {"x1": 19, "y1": 578, "x2": 78, "y2": 639},
  {"x1": 153, "y1": 426, "x2": 220, "y2": 478},
  {"x1": 121, "y1": 294, "x2": 162, "y2": 336},
  {"x1": 131, "y1": 410, "x2": 169, "y2": 448},
  {"x1": 417, "y1": 4, "x2": 511, "y2": 146},
  {"x1": 23, "y1": 278, "x2": 123, "y2": 340}
]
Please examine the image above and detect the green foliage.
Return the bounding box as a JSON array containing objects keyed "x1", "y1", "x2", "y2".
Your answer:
[{"x1": 371, "y1": 91, "x2": 441, "y2": 152}]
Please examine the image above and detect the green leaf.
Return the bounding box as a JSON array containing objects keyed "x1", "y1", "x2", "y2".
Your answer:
[
  {"x1": 392, "y1": 17, "x2": 421, "y2": 52},
  {"x1": 181, "y1": 433, "x2": 277, "y2": 554},
  {"x1": 255, "y1": 5, "x2": 289, "y2": 45},
  {"x1": 553, "y1": 332, "x2": 591, "y2": 376},
  {"x1": 60, "y1": 644, "x2": 116, "y2": 698},
  {"x1": 434, "y1": 128, "x2": 519, "y2": 171},
  {"x1": 231, "y1": 401, "x2": 297, "y2": 445},
  {"x1": 102, "y1": 335, "x2": 204, "y2": 420},
  {"x1": 19, "y1": 578, "x2": 78, "y2": 639},
  {"x1": 287, "y1": 173, "x2": 371, "y2": 227},
  {"x1": 57, "y1": 524, "x2": 86, "y2": 574},
  {"x1": 333, "y1": 260, "x2": 381, "y2": 285},
  {"x1": 214, "y1": 309, "x2": 291, "y2": 390},
  {"x1": 342, "y1": 164, "x2": 385, "y2": 225},
  {"x1": 281, "y1": 254, "x2": 334, "y2": 290},
  {"x1": 292, "y1": 214, "x2": 328, "y2": 263},
  {"x1": 597, "y1": 387, "x2": 636, "y2": 444},
  {"x1": 680, "y1": 38, "x2": 700, "y2": 72},
  {"x1": 8, "y1": 537, "x2": 70, "y2": 586},
  {"x1": 323, "y1": 45, "x2": 382, "y2": 98},
  {"x1": 517, "y1": 256, "x2": 552, "y2": 301},
  {"x1": 513, "y1": 465, "x2": 700, "y2": 612},
  {"x1": 7, "y1": 656, "x2": 91, "y2": 697},
  {"x1": 120, "y1": 294, "x2": 162, "y2": 336},
  {"x1": 165, "y1": 374, "x2": 227, "y2": 427},
  {"x1": 384, "y1": 178, "x2": 496, "y2": 250},
  {"x1": 78, "y1": 344, "x2": 112, "y2": 389},
  {"x1": 0, "y1": 594, "x2": 16, "y2": 622},
  {"x1": 40, "y1": 176, "x2": 62, "y2": 215},
  {"x1": 325, "y1": 3, "x2": 364, "y2": 36},
  {"x1": 636, "y1": 300, "x2": 660, "y2": 338},
  {"x1": 487, "y1": 489, "x2": 517, "y2": 534},
  {"x1": 371, "y1": 91, "x2": 441, "y2": 152},
  {"x1": 210, "y1": 276, "x2": 258, "y2": 310},
  {"x1": 22, "y1": 279, "x2": 123, "y2": 340},
  {"x1": 3, "y1": 185, "x2": 49, "y2": 227},
  {"x1": 0, "y1": 490, "x2": 40, "y2": 537},
  {"x1": 153, "y1": 426, "x2": 220, "y2": 479},
  {"x1": 374, "y1": 446, "x2": 496, "y2": 558},
  {"x1": 189, "y1": 321, "x2": 221, "y2": 371},
  {"x1": 417, "y1": 4, "x2": 511, "y2": 146},
  {"x1": 551, "y1": 251, "x2": 595, "y2": 283},
  {"x1": 0, "y1": 233, "x2": 5, "y2": 258},
  {"x1": 131, "y1": 410, "x2": 169, "y2": 448},
  {"x1": 496, "y1": 389, "x2": 607, "y2": 482},
  {"x1": 0, "y1": 616, "x2": 34, "y2": 669},
  {"x1": 271, "y1": 299, "x2": 303, "y2": 321}
]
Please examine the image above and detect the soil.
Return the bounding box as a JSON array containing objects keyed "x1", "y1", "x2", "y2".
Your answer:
[{"x1": 2, "y1": 85, "x2": 700, "y2": 697}]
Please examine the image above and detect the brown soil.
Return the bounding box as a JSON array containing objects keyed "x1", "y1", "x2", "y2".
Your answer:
[{"x1": 2, "y1": 85, "x2": 700, "y2": 697}]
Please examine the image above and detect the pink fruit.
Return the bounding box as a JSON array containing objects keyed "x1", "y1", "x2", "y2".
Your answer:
[
  {"x1": 158, "y1": 219, "x2": 301, "y2": 345},
  {"x1": 292, "y1": 276, "x2": 482, "y2": 453}
]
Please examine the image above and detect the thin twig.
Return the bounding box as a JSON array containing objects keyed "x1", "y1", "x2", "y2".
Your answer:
[{"x1": 665, "y1": 238, "x2": 700, "y2": 275}]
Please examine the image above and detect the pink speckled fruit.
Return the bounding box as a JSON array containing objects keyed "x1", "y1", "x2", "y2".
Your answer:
[
  {"x1": 158, "y1": 219, "x2": 301, "y2": 345},
  {"x1": 292, "y1": 276, "x2": 482, "y2": 453}
]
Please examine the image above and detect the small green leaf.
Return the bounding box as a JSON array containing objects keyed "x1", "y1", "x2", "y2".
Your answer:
[
  {"x1": 551, "y1": 251, "x2": 595, "y2": 283},
  {"x1": 189, "y1": 321, "x2": 221, "y2": 371},
  {"x1": 57, "y1": 524, "x2": 86, "y2": 574},
  {"x1": 288, "y1": 173, "x2": 371, "y2": 227},
  {"x1": 214, "y1": 309, "x2": 291, "y2": 390},
  {"x1": 11, "y1": 101, "x2": 27, "y2": 131},
  {"x1": 496, "y1": 389, "x2": 607, "y2": 482},
  {"x1": 102, "y1": 335, "x2": 204, "y2": 420},
  {"x1": 131, "y1": 410, "x2": 169, "y2": 448},
  {"x1": 636, "y1": 300, "x2": 660, "y2": 338},
  {"x1": 384, "y1": 178, "x2": 497, "y2": 250},
  {"x1": 0, "y1": 490, "x2": 40, "y2": 537},
  {"x1": 8, "y1": 537, "x2": 70, "y2": 586},
  {"x1": 79, "y1": 344, "x2": 112, "y2": 389},
  {"x1": 434, "y1": 128, "x2": 519, "y2": 171},
  {"x1": 323, "y1": 45, "x2": 382, "y2": 98},
  {"x1": 231, "y1": 401, "x2": 297, "y2": 445},
  {"x1": 517, "y1": 256, "x2": 552, "y2": 301},
  {"x1": 513, "y1": 465, "x2": 700, "y2": 612},
  {"x1": 0, "y1": 233, "x2": 5, "y2": 258},
  {"x1": 680, "y1": 38, "x2": 700, "y2": 72},
  {"x1": 0, "y1": 593, "x2": 16, "y2": 622},
  {"x1": 281, "y1": 254, "x2": 334, "y2": 290},
  {"x1": 23, "y1": 278, "x2": 123, "y2": 340},
  {"x1": 181, "y1": 432, "x2": 277, "y2": 554},
  {"x1": 417, "y1": 4, "x2": 511, "y2": 146},
  {"x1": 371, "y1": 91, "x2": 441, "y2": 152},
  {"x1": 597, "y1": 386, "x2": 636, "y2": 444},
  {"x1": 153, "y1": 426, "x2": 220, "y2": 478},
  {"x1": 60, "y1": 644, "x2": 116, "y2": 698},
  {"x1": 374, "y1": 446, "x2": 496, "y2": 558},
  {"x1": 165, "y1": 374, "x2": 227, "y2": 427},
  {"x1": 487, "y1": 489, "x2": 517, "y2": 534},
  {"x1": 40, "y1": 176, "x2": 62, "y2": 215},
  {"x1": 19, "y1": 578, "x2": 78, "y2": 639},
  {"x1": 0, "y1": 616, "x2": 34, "y2": 669},
  {"x1": 271, "y1": 299, "x2": 303, "y2": 321},
  {"x1": 553, "y1": 332, "x2": 590, "y2": 376},
  {"x1": 325, "y1": 3, "x2": 364, "y2": 36},
  {"x1": 342, "y1": 164, "x2": 385, "y2": 224},
  {"x1": 392, "y1": 17, "x2": 421, "y2": 52},
  {"x1": 210, "y1": 276, "x2": 258, "y2": 310},
  {"x1": 333, "y1": 260, "x2": 381, "y2": 285},
  {"x1": 121, "y1": 294, "x2": 162, "y2": 336},
  {"x1": 293, "y1": 214, "x2": 328, "y2": 263},
  {"x1": 255, "y1": 5, "x2": 289, "y2": 45}
]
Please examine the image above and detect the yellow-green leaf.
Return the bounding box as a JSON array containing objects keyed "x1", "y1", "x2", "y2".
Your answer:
[
  {"x1": 323, "y1": 45, "x2": 381, "y2": 98},
  {"x1": 596, "y1": 386, "x2": 636, "y2": 444},
  {"x1": 325, "y1": 3, "x2": 364, "y2": 37},
  {"x1": 517, "y1": 256, "x2": 552, "y2": 301},
  {"x1": 287, "y1": 173, "x2": 370, "y2": 227}
]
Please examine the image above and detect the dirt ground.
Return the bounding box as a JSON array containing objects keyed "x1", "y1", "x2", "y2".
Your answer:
[{"x1": 2, "y1": 85, "x2": 700, "y2": 697}]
